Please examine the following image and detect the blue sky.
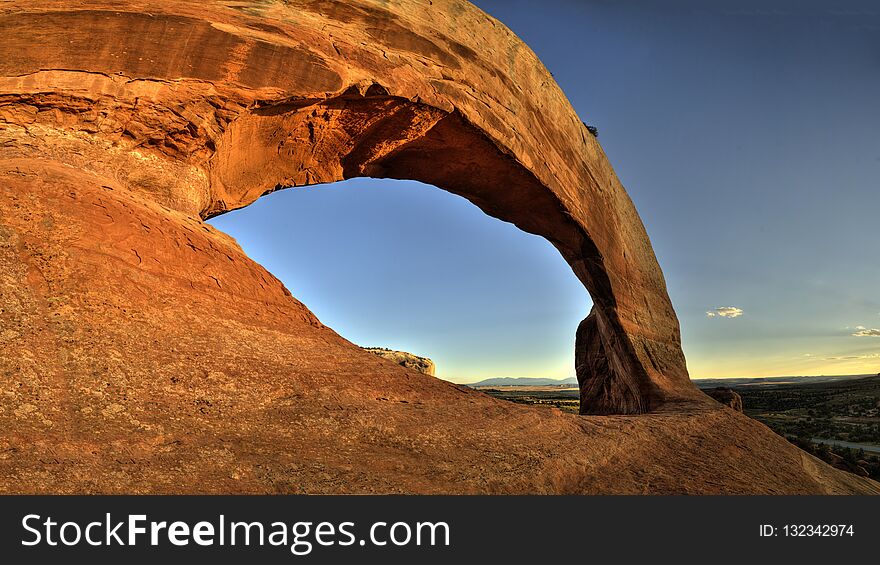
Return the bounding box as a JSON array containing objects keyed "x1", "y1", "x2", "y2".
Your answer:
[{"x1": 210, "y1": 0, "x2": 880, "y2": 382}]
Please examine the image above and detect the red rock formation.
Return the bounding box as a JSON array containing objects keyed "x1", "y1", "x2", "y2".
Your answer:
[
  {"x1": 0, "y1": 1, "x2": 876, "y2": 494},
  {"x1": 0, "y1": 0, "x2": 700, "y2": 414}
]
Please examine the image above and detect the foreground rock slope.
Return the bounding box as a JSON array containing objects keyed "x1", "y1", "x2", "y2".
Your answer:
[
  {"x1": 1, "y1": 162, "x2": 877, "y2": 493},
  {"x1": 0, "y1": 0, "x2": 876, "y2": 493}
]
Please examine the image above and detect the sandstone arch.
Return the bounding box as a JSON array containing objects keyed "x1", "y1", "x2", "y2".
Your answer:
[{"x1": 0, "y1": 0, "x2": 704, "y2": 413}]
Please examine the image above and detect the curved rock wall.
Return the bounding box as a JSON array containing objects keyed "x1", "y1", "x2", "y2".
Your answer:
[{"x1": 0, "y1": 0, "x2": 703, "y2": 413}]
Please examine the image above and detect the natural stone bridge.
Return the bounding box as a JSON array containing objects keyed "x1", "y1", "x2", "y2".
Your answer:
[
  {"x1": 3, "y1": 0, "x2": 878, "y2": 496},
  {"x1": 0, "y1": 0, "x2": 702, "y2": 415}
]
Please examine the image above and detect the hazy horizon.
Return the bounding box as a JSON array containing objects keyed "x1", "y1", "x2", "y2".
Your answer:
[
  {"x1": 460, "y1": 371, "x2": 878, "y2": 385},
  {"x1": 209, "y1": 0, "x2": 880, "y2": 383}
]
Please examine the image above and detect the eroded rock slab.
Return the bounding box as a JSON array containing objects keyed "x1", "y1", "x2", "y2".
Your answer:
[
  {"x1": 364, "y1": 348, "x2": 436, "y2": 377},
  {"x1": 705, "y1": 387, "x2": 744, "y2": 413}
]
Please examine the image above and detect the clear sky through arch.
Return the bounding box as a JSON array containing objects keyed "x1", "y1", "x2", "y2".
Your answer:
[{"x1": 209, "y1": 179, "x2": 589, "y2": 383}]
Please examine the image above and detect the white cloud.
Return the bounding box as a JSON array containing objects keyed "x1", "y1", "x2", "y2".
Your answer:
[
  {"x1": 706, "y1": 306, "x2": 744, "y2": 319},
  {"x1": 852, "y1": 328, "x2": 880, "y2": 337}
]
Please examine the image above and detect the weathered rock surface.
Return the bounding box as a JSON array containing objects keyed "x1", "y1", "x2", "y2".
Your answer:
[
  {"x1": 0, "y1": 155, "x2": 876, "y2": 495},
  {"x1": 364, "y1": 348, "x2": 435, "y2": 376},
  {"x1": 0, "y1": 0, "x2": 700, "y2": 414},
  {"x1": 705, "y1": 388, "x2": 744, "y2": 412},
  {"x1": 0, "y1": 0, "x2": 876, "y2": 494}
]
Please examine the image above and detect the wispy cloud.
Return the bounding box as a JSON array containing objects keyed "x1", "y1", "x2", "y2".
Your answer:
[
  {"x1": 852, "y1": 328, "x2": 880, "y2": 337},
  {"x1": 706, "y1": 306, "x2": 744, "y2": 319},
  {"x1": 825, "y1": 353, "x2": 880, "y2": 360}
]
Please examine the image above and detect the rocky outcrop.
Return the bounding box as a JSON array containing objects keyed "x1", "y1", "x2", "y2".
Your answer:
[
  {"x1": 0, "y1": 0, "x2": 876, "y2": 494},
  {"x1": 705, "y1": 387, "x2": 744, "y2": 412},
  {"x1": 364, "y1": 348, "x2": 435, "y2": 376}
]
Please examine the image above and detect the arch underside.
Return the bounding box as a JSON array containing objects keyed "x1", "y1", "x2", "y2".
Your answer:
[{"x1": 0, "y1": 0, "x2": 704, "y2": 414}]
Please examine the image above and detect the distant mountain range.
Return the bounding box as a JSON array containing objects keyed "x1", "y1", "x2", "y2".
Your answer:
[
  {"x1": 694, "y1": 374, "x2": 878, "y2": 389},
  {"x1": 464, "y1": 373, "x2": 879, "y2": 389},
  {"x1": 465, "y1": 376, "x2": 578, "y2": 387}
]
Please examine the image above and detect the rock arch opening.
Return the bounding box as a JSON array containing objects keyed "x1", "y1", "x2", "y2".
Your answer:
[
  {"x1": 196, "y1": 86, "x2": 702, "y2": 414},
  {"x1": 208, "y1": 176, "x2": 590, "y2": 386}
]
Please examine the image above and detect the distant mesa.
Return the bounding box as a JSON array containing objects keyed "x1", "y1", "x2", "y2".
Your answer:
[{"x1": 363, "y1": 347, "x2": 435, "y2": 376}]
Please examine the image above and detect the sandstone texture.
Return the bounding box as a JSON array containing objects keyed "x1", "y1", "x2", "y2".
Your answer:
[
  {"x1": 0, "y1": 0, "x2": 877, "y2": 494},
  {"x1": 0, "y1": 0, "x2": 698, "y2": 415},
  {"x1": 364, "y1": 348, "x2": 435, "y2": 376}
]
